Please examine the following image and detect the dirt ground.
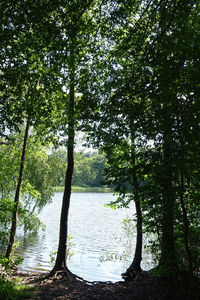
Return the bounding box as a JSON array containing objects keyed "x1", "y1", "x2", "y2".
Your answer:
[{"x1": 15, "y1": 270, "x2": 200, "y2": 300}]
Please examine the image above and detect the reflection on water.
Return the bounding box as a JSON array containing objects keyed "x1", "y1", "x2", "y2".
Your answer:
[{"x1": 15, "y1": 192, "x2": 153, "y2": 282}]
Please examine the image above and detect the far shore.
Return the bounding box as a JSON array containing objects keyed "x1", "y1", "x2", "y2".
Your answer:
[{"x1": 54, "y1": 186, "x2": 114, "y2": 193}]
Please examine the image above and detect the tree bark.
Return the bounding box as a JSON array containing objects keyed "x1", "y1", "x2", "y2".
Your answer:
[
  {"x1": 131, "y1": 199, "x2": 142, "y2": 272},
  {"x1": 51, "y1": 36, "x2": 75, "y2": 274},
  {"x1": 122, "y1": 130, "x2": 142, "y2": 279},
  {"x1": 5, "y1": 120, "x2": 30, "y2": 258},
  {"x1": 177, "y1": 120, "x2": 193, "y2": 277},
  {"x1": 159, "y1": 129, "x2": 176, "y2": 269},
  {"x1": 51, "y1": 144, "x2": 74, "y2": 272},
  {"x1": 179, "y1": 172, "x2": 193, "y2": 278},
  {"x1": 124, "y1": 197, "x2": 142, "y2": 278}
]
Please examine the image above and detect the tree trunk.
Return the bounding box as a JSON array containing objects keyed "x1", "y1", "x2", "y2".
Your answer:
[
  {"x1": 51, "y1": 37, "x2": 75, "y2": 274},
  {"x1": 131, "y1": 199, "x2": 142, "y2": 272},
  {"x1": 159, "y1": 130, "x2": 176, "y2": 269},
  {"x1": 177, "y1": 121, "x2": 193, "y2": 277},
  {"x1": 5, "y1": 120, "x2": 30, "y2": 258},
  {"x1": 123, "y1": 197, "x2": 142, "y2": 279},
  {"x1": 122, "y1": 130, "x2": 142, "y2": 280},
  {"x1": 179, "y1": 172, "x2": 193, "y2": 278},
  {"x1": 51, "y1": 144, "x2": 74, "y2": 272}
]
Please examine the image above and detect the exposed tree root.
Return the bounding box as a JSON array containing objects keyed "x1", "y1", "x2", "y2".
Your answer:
[
  {"x1": 121, "y1": 268, "x2": 143, "y2": 281},
  {"x1": 47, "y1": 268, "x2": 92, "y2": 284}
]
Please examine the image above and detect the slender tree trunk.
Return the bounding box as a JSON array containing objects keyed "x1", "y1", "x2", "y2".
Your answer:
[
  {"x1": 51, "y1": 37, "x2": 75, "y2": 274},
  {"x1": 159, "y1": 130, "x2": 176, "y2": 269},
  {"x1": 179, "y1": 172, "x2": 193, "y2": 278},
  {"x1": 157, "y1": 3, "x2": 176, "y2": 271},
  {"x1": 131, "y1": 199, "x2": 142, "y2": 272},
  {"x1": 122, "y1": 131, "x2": 142, "y2": 279},
  {"x1": 124, "y1": 196, "x2": 142, "y2": 278},
  {"x1": 177, "y1": 121, "x2": 193, "y2": 277},
  {"x1": 5, "y1": 120, "x2": 30, "y2": 258},
  {"x1": 51, "y1": 144, "x2": 74, "y2": 272}
]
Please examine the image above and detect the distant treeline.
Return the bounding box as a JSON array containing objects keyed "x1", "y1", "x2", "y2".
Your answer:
[
  {"x1": 49, "y1": 150, "x2": 107, "y2": 188},
  {"x1": 0, "y1": 136, "x2": 107, "y2": 209}
]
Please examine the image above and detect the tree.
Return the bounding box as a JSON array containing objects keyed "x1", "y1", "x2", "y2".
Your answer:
[
  {"x1": 122, "y1": 0, "x2": 200, "y2": 277},
  {"x1": 80, "y1": 0, "x2": 155, "y2": 278},
  {"x1": 82, "y1": 0, "x2": 200, "y2": 279},
  {"x1": 1, "y1": 0, "x2": 61, "y2": 258},
  {"x1": 50, "y1": 0, "x2": 99, "y2": 274},
  {"x1": 5, "y1": 121, "x2": 29, "y2": 258},
  {"x1": 72, "y1": 152, "x2": 106, "y2": 187},
  {"x1": 141, "y1": 0, "x2": 200, "y2": 276},
  {"x1": 0, "y1": 131, "x2": 56, "y2": 250}
]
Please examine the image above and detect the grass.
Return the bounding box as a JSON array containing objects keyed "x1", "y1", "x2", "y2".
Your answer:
[
  {"x1": 0, "y1": 276, "x2": 36, "y2": 300},
  {"x1": 54, "y1": 186, "x2": 113, "y2": 193}
]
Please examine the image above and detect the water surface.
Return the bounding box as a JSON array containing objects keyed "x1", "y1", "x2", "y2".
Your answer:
[{"x1": 17, "y1": 192, "x2": 153, "y2": 282}]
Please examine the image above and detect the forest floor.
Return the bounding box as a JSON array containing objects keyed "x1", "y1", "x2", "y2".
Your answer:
[{"x1": 13, "y1": 270, "x2": 200, "y2": 300}]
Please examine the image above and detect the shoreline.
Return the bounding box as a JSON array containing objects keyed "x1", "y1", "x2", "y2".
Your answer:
[
  {"x1": 54, "y1": 186, "x2": 114, "y2": 193},
  {"x1": 7, "y1": 270, "x2": 199, "y2": 300}
]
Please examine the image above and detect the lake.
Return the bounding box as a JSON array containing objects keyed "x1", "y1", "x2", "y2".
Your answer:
[{"x1": 16, "y1": 192, "x2": 153, "y2": 282}]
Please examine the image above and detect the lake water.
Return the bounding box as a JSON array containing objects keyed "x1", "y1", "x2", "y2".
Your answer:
[{"x1": 16, "y1": 192, "x2": 153, "y2": 282}]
